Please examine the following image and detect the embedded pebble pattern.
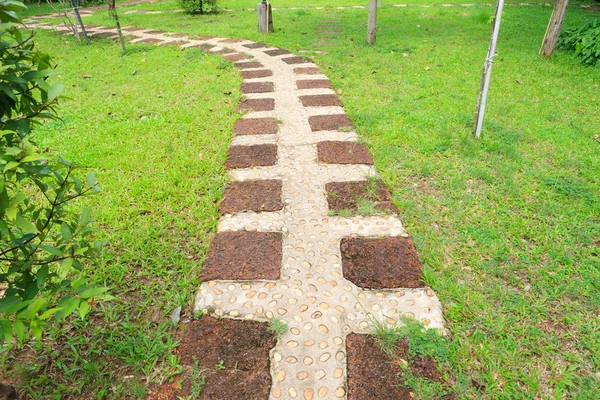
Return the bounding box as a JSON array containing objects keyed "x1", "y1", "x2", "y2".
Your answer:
[{"x1": 26, "y1": 21, "x2": 447, "y2": 399}]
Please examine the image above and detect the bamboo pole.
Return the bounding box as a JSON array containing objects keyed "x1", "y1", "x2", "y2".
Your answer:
[
  {"x1": 367, "y1": 0, "x2": 377, "y2": 45},
  {"x1": 474, "y1": 0, "x2": 505, "y2": 138}
]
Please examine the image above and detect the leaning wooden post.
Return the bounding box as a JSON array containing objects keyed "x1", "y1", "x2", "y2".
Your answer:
[
  {"x1": 540, "y1": 0, "x2": 569, "y2": 57},
  {"x1": 70, "y1": 0, "x2": 89, "y2": 44},
  {"x1": 474, "y1": 0, "x2": 505, "y2": 138},
  {"x1": 108, "y1": 0, "x2": 126, "y2": 53},
  {"x1": 366, "y1": 0, "x2": 377, "y2": 45}
]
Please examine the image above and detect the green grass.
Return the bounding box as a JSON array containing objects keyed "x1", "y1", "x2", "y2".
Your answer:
[
  {"x1": 5, "y1": 1, "x2": 600, "y2": 398},
  {"x1": 0, "y1": 32, "x2": 240, "y2": 398},
  {"x1": 269, "y1": 317, "x2": 289, "y2": 338}
]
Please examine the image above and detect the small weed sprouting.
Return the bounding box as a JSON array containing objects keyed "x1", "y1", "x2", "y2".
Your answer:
[
  {"x1": 338, "y1": 125, "x2": 353, "y2": 132},
  {"x1": 216, "y1": 360, "x2": 226, "y2": 370},
  {"x1": 187, "y1": 359, "x2": 207, "y2": 398},
  {"x1": 356, "y1": 198, "x2": 379, "y2": 215},
  {"x1": 269, "y1": 318, "x2": 289, "y2": 338}
]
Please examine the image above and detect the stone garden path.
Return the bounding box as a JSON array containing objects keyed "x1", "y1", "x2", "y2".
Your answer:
[{"x1": 26, "y1": 21, "x2": 447, "y2": 398}]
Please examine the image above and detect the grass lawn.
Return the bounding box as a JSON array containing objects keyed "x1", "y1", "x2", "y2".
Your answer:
[
  {"x1": 2, "y1": 0, "x2": 600, "y2": 398},
  {"x1": 0, "y1": 31, "x2": 241, "y2": 398}
]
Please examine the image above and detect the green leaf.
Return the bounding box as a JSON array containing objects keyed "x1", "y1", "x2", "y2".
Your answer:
[
  {"x1": 3, "y1": 161, "x2": 19, "y2": 172},
  {"x1": 55, "y1": 296, "x2": 79, "y2": 320},
  {"x1": 4, "y1": 146, "x2": 22, "y2": 155},
  {"x1": 47, "y1": 82, "x2": 64, "y2": 101},
  {"x1": 15, "y1": 215, "x2": 38, "y2": 233},
  {"x1": 0, "y1": 319, "x2": 12, "y2": 344},
  {"x1": 86, "y1": 171, "x2": 96, "y2": 187},
  {"x1": 79, "y1": 287, "x2": 109, "y2": 300},
  {"x1": 37, "y1": 264, "x2": 49, "y2": 288},
  {"x1": 78, "y1": 301, "x2": 90, "y2": 319},
  {"x1": 39, "y1": 307, "x2": 62, "y2": 320},
  {"x1": 0, "y1": 296, "x2": 28, "y2": 315},
  {"x1": 5, "y1": 206, "x2": 17, "y2": 220},
  {"x1": 20, "y1": 297, "x2": 45, "y2": 320},
  {"x1": 20, "y1": 154, "x2": 44, "y2": 163},
  {"x1": 13, "y1": 319, "x2": 26, "y2": 342},
  {"x1": 37, "y1": 244, "x2": 63, "y2": 256},
  {"x1": 61, "y1": 222, "x2": 72, "y2": 242}
]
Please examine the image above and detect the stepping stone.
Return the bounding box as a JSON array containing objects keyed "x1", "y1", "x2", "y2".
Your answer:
[
  {"x1": 186, "y1": 43, "x2": 215, "y2": 51},
  {"x1": 225, "y1": 144, "x2": 277, "y2": 169},
  {"x1": 299, "y1": 94, "x2": 341, "y2": 107},
  {"x1": 172, "y1": 317, "x2": 276, "y2": 399},
  {"x1": 137, "y1": 38, "x2": 163, "y2": 44},
  {"x1": 163, "y1": 40, "x2": 188, "y2": 46},
  {"x1": 297, "y1": 79, "x2": 333, "y2": 89},
  {"x1": 243, "y1": 42, "x2": 268, "y2": 49},
  {"x1": 341, "y1": 236, "x2": 423, "y2": 289},
  {"x1": 264, "y1": 48, "x2": 291, "y2": 56},
  {"x1": 346, "y1": 333, "x2": 446, "y2": 399},
  {"x1": 220, "y1": 180, "x2": 283, "y2": 213},
  {"x1": 241, "y1": 69, "x2": 273, "y2": 79},
  {"x1": 224, "y1": 53, "x2": 250, "y2": 62},
  {"x1": 234, "y1": 61, "x2": 264, "y2": 69},
  {"x1": 281, "y1": 56, "x2": 312, "y2": 64},
  {"x1": 309, "y1": 114, "x2": 354, "y2": 131},
  {"x1": 202, "y1": 231, "x2": 282, "y2": 281},
  {"x1": 212, "y1": 49, "x2": 236, "y2": 55},
  {"x1": 237, "y1": 98, "x2": 275, "y2": 112},
  {"x1": 234, "y1": 118, "x2": 278, "y2": 136},
  {"x1": 220, "y1": 38, "x2": 244, "y2": 43},
  {"x1": 326, "y1": 180, "x2": 398, "y2": 214},
  {"x1": 241, "y1": 82, "x2": 275, "y2": 93},
  {"x1": 317, "y1": 141, "x2": 372, "y2": 164},
  {"x1": 294, "y1": 67, "x2": 320, "y2": 75},
  {"x1": 143, "y1": 29, "x2": 166, "y2": 34}
]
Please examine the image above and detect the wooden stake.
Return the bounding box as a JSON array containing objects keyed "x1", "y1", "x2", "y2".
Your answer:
[
  {"x1": 474, "y1": 0, "x2": 505, "y2": 138},
  {"x1": 540, "y1": 0, "x2": 569, "y2": 57},
  {"x1": 70, "y1": 0, "x2": 89, "y2": 44},
  {"x1": 367, "y1": 0, "x2": 377, "y2": 45}
]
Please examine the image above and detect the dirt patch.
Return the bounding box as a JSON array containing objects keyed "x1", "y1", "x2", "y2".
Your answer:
[
  {"x1": 340, "y1": 237, "x2": 422, "y2": 289},
  {"x1": 346, "y1": 334, "x2": 445, "y2": 400},
  {"x1": 220, "y1": 180, "x2": 283, "y2": 213},
  {"x1": 234, "y1": 118, "x2": 278, "y2": 136},
  {"x1": 297, "y1": 79, "x2": 333, "y2": 89},
  {"x1": 282, "y1": 56, "x2": 312, "y2": 64},
  {"x1": 137, "y1": 38, "x2": 163, "y2": 44},
  {"x1": 243, "y1": 42, "x2": 268, "y2": 49},
  {"x1": 318, "y1": 141, "x2": 372, "y2": 165},
  {"x1": 235, "y1": 61, "x2": 264, "y2": 69},
  {"x1": 202, "y1": 232, "x2": 282, "y2": 281},
  {"x1": 149, "y1": 317, "x2": 276, "y2": 400},
  {"x1": 224, "y1": 53, "x2": 251, "y2": 62},
  {"x1": 241, "y1": 82, "x2": 275, "y2": 94},
  {"x1": 264, "y1": 48, "x2": 291, "y2": 56},
  {"x1": 225, "y1": 145, "x2": 277, "y2": 169},
  {"x1": 294, "y1": 67, "x2": 320, "y2": 75},
  {"x1": 326, "y1": 180, "x2": 398, "y2": 214},
  {"x1": 241, "y1": 70, "x2": 273, "y2": 79},
  {"x1": 299, "y1": 94, "x2": 342, "y2": 107},
  {"x1": 237, "y1": 98, "x2": 275, "y2": 112},
  {"x1": 309, "y1": 115, "x2": 354, "y2": 131}
]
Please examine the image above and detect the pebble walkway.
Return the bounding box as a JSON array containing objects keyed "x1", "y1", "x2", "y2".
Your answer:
[{"x1": 27, "y1": 21, "x2": 447, "y2": 399}]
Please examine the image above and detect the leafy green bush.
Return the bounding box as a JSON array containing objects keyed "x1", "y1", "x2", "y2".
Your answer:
[
  {"x1": 558, "y1": 19, "x2": 600, "y2": 66},
  {"x1": 177, "y1": 0, "x2": 217, "y2": 14},
  {"x1": 1, "y1": 0, "x2": 106, "y2": 345}
]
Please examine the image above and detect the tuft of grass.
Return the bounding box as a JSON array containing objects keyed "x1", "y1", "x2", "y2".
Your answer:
[{"x1": 269, "y1": 318, "x2": 289, "y2": 339}]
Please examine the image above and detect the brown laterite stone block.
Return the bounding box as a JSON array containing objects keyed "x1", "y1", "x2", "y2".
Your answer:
[
  {"x1": 317, "y1": 141, "x2": 373, "y2": 164},
  {"x1": 241, "y1": 82, "x2": 275, "y2": 94},
  {"x1": 264, "y1": 48, "x2": 291, "y2": 56},
  {"x1": 282, "y1": 56, "x2": 312, "y2": 64},
  {"x1": 202, "y1": 232, "x2": 282, "y2": 281},
  {"x1": 225, "y1": 145, "x2": 277, "y2": 169},
  {"x1": 220, "y1": 180, "x2": 283, "y2": 213},
  {"x1": 235, "y1": 61, "x2": 264, "y2": 69},
  {"x1": 220, "y1": 38, "x2": 244, "y2": 43},
  {"x1": 294, "y1": 67, "x2": 320, "y2": 75},
  {"x1": 241, "y1": 69, "x2": 273, "y2": 79},
  {"x1": 237, "y1": 98, "x2": 275, "y2": 112},
  {"x1": 341, "y1": 236, "x2": 423, "y2": 289},
  {"x1": 309, "y1": 115, "x2": 354, "y2": 132},
  {"x1": 297, "y1": 79, "x2": 333, "y2": 89},
  {"x1": 243, "y1": 42, "x2": 268, "y2": 49},
  {"x1": 137, "y1": 38, "x2": 163, "y2": 44},
  {"x1": 234, "y1": 118, "x2": 278, "y2": 136},
  {"x1": 299, "y1": 94, "x2": 342, "y2": 107},
  {"x1": 326, "y1": 180, "x2": 398, "y2": 214},
  {"x1": 224, "y1": 53, "x2": 250, "y2": 62}
]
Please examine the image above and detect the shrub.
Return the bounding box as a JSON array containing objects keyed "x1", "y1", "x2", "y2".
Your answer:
[
  {"x1": 558, "y1": 19, "x2": 600, "y2": 66},
  {"x1": 177, "y1": 0, "x2": 217, "y2": 14},
  {"x1": 0, "y1": 0, "x2": 106, "y2": 345}
]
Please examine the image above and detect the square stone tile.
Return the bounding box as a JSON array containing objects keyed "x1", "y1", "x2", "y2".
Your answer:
[
  {"x1": 326, "y1": 180, "x2": 397, "y2": 214},
  {"x1": 340, "y1": 236, "x2": 422, "y2": 289},
  {"x1": 294, "y1": 67, "x2": 320, "y2": 75},
  {"x1": 203, "y1": 232, "x2": 282, "y2": 281},
  {"x1": 309, "y1": 114, "x2": 354, "y2": 131},
  {"x1": 241, "y1": 82, "x2": 275, "y2": 94},
  {"x1": 282, "y1": 56, "x2": 312, "y2": 64},
  {"x1": 235, "y1": 61, "x2": 264, "y2": 69},
  {"x1": 297, "y1": 80, "x2": 333, "y2": 89},
  {"x1": 264, "y1": 48, "x2": 291, "y2": 56},
  {"x1": 241, "y1": 70, "x2": 273, "y2": 79},
  {"x1": 237, "y1": 98, "x2": 275, "y2": 112},
  {"x1": 234, "y1": 118, "x2": 278, "y2": 135},
  {"x1": 220, "y1": 180, "x2": 283, "y2": 213},
  {"x1": 299, "y1": 94, "x2": 342, "y2": 107},
  {"x1": 317, "y1": 141, "x2": 373, "y2": 164},
  {"x1": 225, "y1": 144, "x2": 277, "y2": 169}
]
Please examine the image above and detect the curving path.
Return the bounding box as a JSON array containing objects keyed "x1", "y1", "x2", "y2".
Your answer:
[{"x1": 26, "y1": 21, "x2": 447, "y2": 399}]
